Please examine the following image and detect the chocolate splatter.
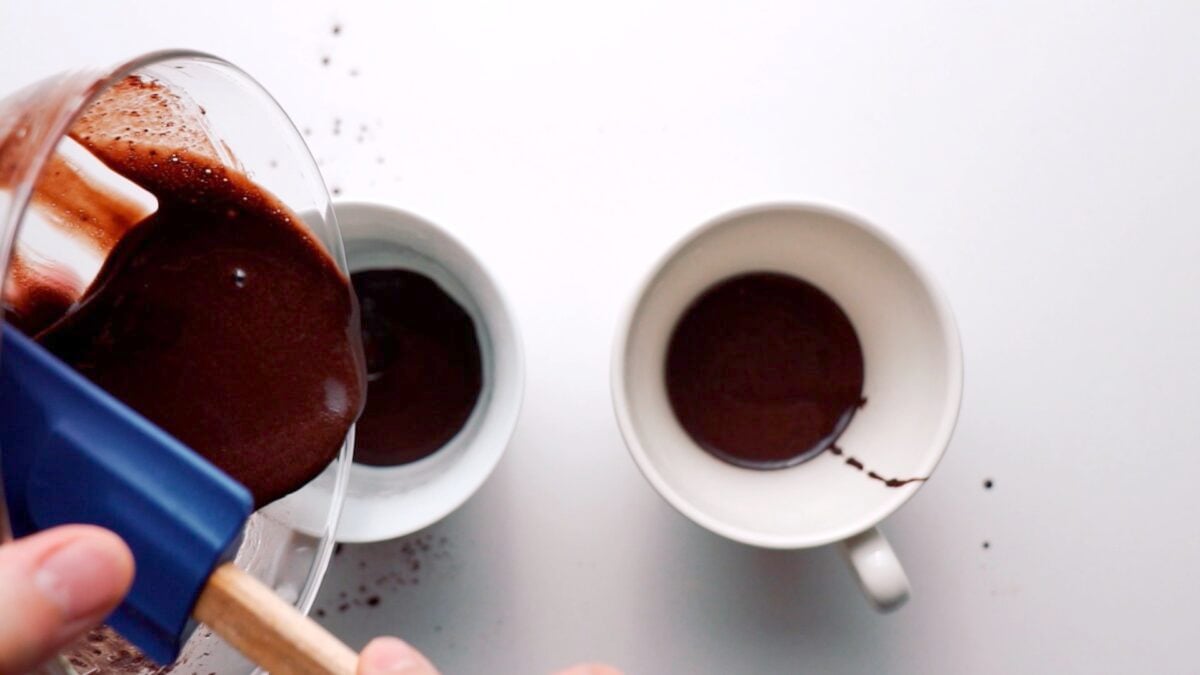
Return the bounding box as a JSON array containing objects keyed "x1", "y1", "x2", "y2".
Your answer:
[
  {"x1": 64, "y1": 626, "x2": 166, "y2": 674},
  {"x1": 312, "y1": 533, "x2": 452, "y2": 618},
  {"x1": 828, "y1": 445, "x2": 926, "y2": 488},
  {"x1": 866, "y1": 471, "x2": 924, "y2": 488}
]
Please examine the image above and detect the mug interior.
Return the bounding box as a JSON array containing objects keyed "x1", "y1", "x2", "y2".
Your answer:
[{"x1": 614, "y1": 204, "x2": 962, "y2": 548}]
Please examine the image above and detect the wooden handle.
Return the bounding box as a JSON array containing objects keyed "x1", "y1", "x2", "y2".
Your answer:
[{"x1": 194, "y1": 562, "x2": 358, "y2": 675}]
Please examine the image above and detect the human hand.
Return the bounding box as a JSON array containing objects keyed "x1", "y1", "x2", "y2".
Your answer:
[
  {"x1": 0, "y1": 525, "x2": 136, "y2": 674},
  {"x1": 357, "y1": 637, "x2": 621, "y2": 675},
  {"x1": 0, "y1": 528, "x2": 619, "y2": 675}
]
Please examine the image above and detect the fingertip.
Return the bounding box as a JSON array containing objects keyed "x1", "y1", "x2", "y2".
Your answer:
[
  {"x1": 35, "y1": 526, "x2": 135, "y2": 628},
  {"x1": 554, "y1": 665, "x2": 624, "y2": 675},
  {"x1": 0, "y1": 525, "x2": 135, "y2": 674},
  {"x1": 25, "y1": 525, "x2": 136, "y2": 581},
  {"x1": 359, "y1": 637, "x2": 439, "y2": 675},
  {"x1": 74, "y1": 525, "x2": 136, "y2": 591}
]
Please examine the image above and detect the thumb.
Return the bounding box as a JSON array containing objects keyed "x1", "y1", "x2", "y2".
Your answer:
[
  {"x1": 357, "y1": 637, "x2": 440, "y2": 675},
  {"x1": 0, "y1": 525, "x2": 134, "y2": 674}
]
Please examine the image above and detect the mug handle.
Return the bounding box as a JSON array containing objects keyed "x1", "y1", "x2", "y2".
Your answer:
[{"x1": 837, "y1": 527, "x2": 910, "y2": 611}]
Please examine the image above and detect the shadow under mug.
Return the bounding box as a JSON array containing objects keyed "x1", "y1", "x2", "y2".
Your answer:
[{"x1": 611, "y1": 203, "x2": 963, "y2": 610}]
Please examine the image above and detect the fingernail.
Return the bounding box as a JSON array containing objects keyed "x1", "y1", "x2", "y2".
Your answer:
[
  {"x1": 35, "y1": 537, "x2": 124, "y2": 621},
  {"x1": 364, "y1": 638, "x2": 420, "y2": 673}
]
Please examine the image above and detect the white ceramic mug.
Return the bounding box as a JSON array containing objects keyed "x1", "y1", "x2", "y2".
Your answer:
[
  {"x1": 611, "y1": 203, "x2": 962, "y2": 610},
  {"x1": 331, "y1": 202, "x2": 524, "y2": 543}
]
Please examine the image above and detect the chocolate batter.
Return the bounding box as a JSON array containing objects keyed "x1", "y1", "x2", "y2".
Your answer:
[
  {"x1": 351, "y1": 269, "x2": 482, "y2": 466},
  {"x1": 665, "y1": 272, "x2": 865, "y2": 469}
]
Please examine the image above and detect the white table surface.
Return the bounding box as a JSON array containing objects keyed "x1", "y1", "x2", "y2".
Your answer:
[{"x1": 5, "y1": 2, "x2": 1199, "y2": 673}]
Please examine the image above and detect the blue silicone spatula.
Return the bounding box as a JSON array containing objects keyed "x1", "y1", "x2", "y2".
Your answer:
[{"x1": 0, "y1": 324, "x2": 358, "y2": 674}]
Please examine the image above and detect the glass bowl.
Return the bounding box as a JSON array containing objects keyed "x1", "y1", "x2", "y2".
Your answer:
[{"x1": 0, "y1": 51, "x2": 353, "y2": 674}]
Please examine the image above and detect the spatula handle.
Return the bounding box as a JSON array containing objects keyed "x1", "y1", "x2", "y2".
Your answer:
[{"x1": 194, "y1": 562, "x2": 358, "y2": 675}]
